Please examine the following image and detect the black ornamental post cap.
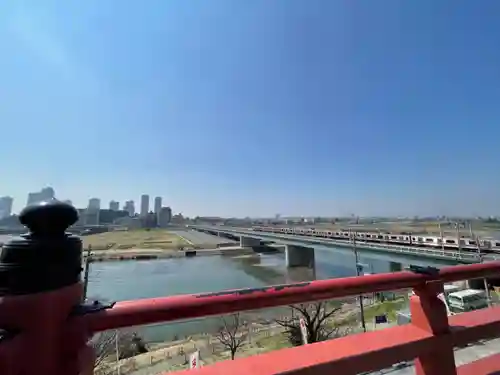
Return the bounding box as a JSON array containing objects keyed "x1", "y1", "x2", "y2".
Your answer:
[
  {"x1": 0, "y1": 200, "x2": 83, "y2": 296},
  {"x1": 19, "y1": 199, "x2": 79, "y2": 235}
]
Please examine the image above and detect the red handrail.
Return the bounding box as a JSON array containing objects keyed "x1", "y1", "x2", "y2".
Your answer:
[
  {"x1": 2, "y1": 260, "x2": 500, "y2": 375},
  {"x1": 6, "y1": 203, "x2": 500, "y2": 375},
  {"x1": 80, "y1": 261, "x2": 500, "y2": 331}
]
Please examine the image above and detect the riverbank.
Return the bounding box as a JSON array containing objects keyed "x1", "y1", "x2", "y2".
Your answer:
[
  {"x1": 81, "y1": 228, "x2": 251, "y2": 262},
  {"x1": 86, "y1": 248, "x2": 185, "y2": 262},
  {"x1": 83, "y1": 229, "x2": 194, "y2": 251},
  {"x1": 85, "y1": 246, "x2": 261, "y2": 262},
  {"x1": 95, "y1": 297, "x2": 408, "y2": 375}
]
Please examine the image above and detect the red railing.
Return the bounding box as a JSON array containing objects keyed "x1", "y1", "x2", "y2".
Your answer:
[{"x1": 2, "y1": 262, "x2": 500, "y2": 375}]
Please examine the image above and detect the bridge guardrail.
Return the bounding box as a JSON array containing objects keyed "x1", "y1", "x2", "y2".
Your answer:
[{"x1": 191, "y1": 226, "x2": 484, "y2": 262}]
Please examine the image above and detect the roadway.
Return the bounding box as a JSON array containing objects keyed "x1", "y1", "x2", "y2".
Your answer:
[
  {"x1": 170, "y1": 229, "x2": 237, "y2": 246},
  {"x1": 369, "y1": 337, "x2": 500, "y2": 374}
]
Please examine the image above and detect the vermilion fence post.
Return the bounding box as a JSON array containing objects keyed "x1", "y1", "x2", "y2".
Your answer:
[
  {"x1": 410, "y1": 282, "x2": 457, "y2": 375},
  {"x1": 0, "y1": 201, "x2": 92, "y2": 375}
]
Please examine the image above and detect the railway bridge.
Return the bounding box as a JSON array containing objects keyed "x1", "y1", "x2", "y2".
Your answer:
[
  {"x1": 2, "y1": 202, "x2": 500, "y2": 375},
  {"x1": 188, "y1": 225, "x2": 489, "y2": 264}
]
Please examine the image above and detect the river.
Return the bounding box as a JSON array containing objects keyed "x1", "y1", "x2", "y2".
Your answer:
[{"x1": 87, "y1": 245, "x2": 457, "y2": 342}]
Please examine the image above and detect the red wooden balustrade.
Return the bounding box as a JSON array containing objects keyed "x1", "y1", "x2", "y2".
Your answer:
[{"x1": 1, "y1": 261, "x2": 500, "y2": 375}]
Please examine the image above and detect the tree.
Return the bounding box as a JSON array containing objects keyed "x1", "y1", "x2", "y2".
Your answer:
[
  {"x1": 91, "y1": 330, "x2": 148, "y2": 373},
  {"x1": 275, "y1": 302, "x2": 348, "y2": 346},
  {"x1": 215, "y1": 313, "x2": 248, "y2": 360}
]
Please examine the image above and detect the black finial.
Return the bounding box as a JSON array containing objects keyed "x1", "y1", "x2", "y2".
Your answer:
[
  {"x1": 19, "y1": 199, "x2": 78, "y2": 236},
  {"x1": 0, "y1": 200, "x2": 82, "y2": 296}
]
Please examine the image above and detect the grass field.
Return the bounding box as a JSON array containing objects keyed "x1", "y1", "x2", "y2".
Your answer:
[
  {"x1": 82, "y1": 229, "x2": 191, "y2": 251},
  {"x1": 252, "y1": 298, "x2": 408, "y2": 352}
]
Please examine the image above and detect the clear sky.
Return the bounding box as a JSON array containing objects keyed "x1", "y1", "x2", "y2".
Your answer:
[{"x1": 1, "y1": 1, "x2": 500, "y2": 218}]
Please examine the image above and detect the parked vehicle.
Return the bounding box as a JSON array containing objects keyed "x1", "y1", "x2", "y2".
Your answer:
[{"x1": 447, "y1": 289, "x2": 488, "y2": 313}]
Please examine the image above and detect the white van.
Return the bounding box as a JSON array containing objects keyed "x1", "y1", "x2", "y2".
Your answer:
[
  {"x1": 409, "y1": 283, "x2": 462, "y2": 298},
  {"x1": 444, "y1": 284, "x2": 463, "y2": 296},
  {"x1": 447, "y1": 289, "x2": 488, "y2": 313}
]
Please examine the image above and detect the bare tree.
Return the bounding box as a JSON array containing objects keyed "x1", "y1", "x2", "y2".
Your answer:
[
  {"x1": 91, "y1": 330, "x2": 148, "y2": 372},
  {"x1": 215, "y1": 313, "x2": 248, "y2": 360},
  {"x1": 276, "y1": 302, "x2": 348, "y2": 346}
]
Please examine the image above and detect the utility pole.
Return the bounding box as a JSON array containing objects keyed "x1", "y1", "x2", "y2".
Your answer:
[
  {"x1": 456, "y1": 222, "x2": 461, "y2": 258},
  {"x1": 438, "y1": 222, "x2": 445, "y2": 254},
  {"x1": 82, "y1": 245, "x2": 92, "y2": 301},
  {"x1": 471, "y1": 229, "x2": 491, "y2": 306},
  {"x1": 116, "y1": 329, "x2": 121, "y2": 375},
  {"x1": 351, "y1": 229, "x2": 367, "y2": 333}
]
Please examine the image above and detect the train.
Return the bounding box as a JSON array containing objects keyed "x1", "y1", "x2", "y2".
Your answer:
[{"x1": 252, "y1": 226, "x2": 500, "y2": 254}]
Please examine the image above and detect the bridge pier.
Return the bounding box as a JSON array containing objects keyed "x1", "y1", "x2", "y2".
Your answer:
[
  {"x1": 285, "y1": 245, "x2": 315, "y2": 268},
  {"x1": 240, "y1": 236, "x2": 261, "y2": 248},
  {"x1": 286, "y1": 266, "x2": 317, "y2": 283},
  {"x1": 390, "y1": 262, "x2": 402, "y2": 273}
]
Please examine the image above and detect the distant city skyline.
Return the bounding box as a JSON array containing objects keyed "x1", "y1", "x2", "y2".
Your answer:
[
  {"x1": 2, "y1": 2, "x2": 500, "y2": 217},
  {"x1": 0, "y1": 184, "x2": 499, "y2": 219},
  {"x1": 0, "y1": 186, "x2": 498, "y2": 221},
  {"x1": 0, "y1": 187, "x2": 176, "y2": 216},
  {"x1": 0, "y1": 196, "x2": 14, "y2": 219}
]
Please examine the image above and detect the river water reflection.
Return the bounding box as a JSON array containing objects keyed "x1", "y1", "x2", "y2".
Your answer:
[{"x1": 88, "y1": 245, "x2": 457, "y2": 342}]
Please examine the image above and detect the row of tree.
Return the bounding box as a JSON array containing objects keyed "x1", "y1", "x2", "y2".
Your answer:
[
  {"x1": 213, "y1": 302, "x2": 350, "y2": 360},
  {"x1": 92, "y1": 300, "x2": 348, "y2": 373}
]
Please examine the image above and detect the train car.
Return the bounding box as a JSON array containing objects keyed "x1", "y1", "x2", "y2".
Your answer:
[{"x1": 250, "y1": 225, "x2": 500, "y2": 255}]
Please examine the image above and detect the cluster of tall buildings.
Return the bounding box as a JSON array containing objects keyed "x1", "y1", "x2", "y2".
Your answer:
[
  {"x1": 0, "y1": 196, "x2": 14, "y2": 219},
  {"x1": 1, "y1": 187, "x2": 61, "y2": 219},
  {"x1": 139, "y1": 194, "x2": 163, "y2": 216},
  {"x1": 26, "y1": 187, "x2": 56, "y2": 206},
  {"x1": 84, "y1": 195, "x2": 169, "y2": 218},
  {"x1": 0, "y1": 188, "x2": 173, "y2": 228},
  {"x1": 79, "y1": 194, "x2": 172, "y2": 227},
  {"x1": 138, "y1": 195, "x2": 172, "y2": 227}
]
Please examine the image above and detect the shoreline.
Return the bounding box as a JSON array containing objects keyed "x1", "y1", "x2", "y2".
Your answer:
[{"x1": 85, "y1": 246, "x2": 258, "y2": 262}]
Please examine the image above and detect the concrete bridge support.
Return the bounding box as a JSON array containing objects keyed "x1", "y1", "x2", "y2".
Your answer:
[
  {"x1": 240, "y1": 236, "x2": 261, "y2": 248},
  {"x1": 390, "y1": 262, "x2": 402, "y2": 273},
  {"x1": 285, "y1": 245, "x2": 315, "y2": 268},
  {"x1": 286, "y1": 266, "x2": 317, "y2": 283}
]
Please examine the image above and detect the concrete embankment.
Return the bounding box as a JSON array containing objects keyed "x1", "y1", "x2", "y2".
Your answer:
[
  {"x1": 85, "y1": 246, "x2": 263, "y2": 263},
  {"x1": 86, "y1": 250, "x2": 184, "y2": 262}
]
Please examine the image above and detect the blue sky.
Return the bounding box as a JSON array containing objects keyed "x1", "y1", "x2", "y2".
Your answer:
[{"x1": 1, "y1": 1, "x2": 500, "y2": 217}]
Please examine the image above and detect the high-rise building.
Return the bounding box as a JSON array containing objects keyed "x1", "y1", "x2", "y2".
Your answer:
[
  {"x1": 87, "y1": 198, "x2": 101, "y2": 211},
  {"x1": 158, "y1": 206, "x2": 172, "y2": 228},
  {"x1": 0, "y1": 196, "x2": 14, "y2": 219},
  {"x1": 154, "y1": 197, "x2": 162, "y2": 214},
  {"x1": 140, "y1": 194, "x2": 149, "y2": 216},
  {"x1": 109, "y1": 200, "x2": 119, "y2": 211},
  {"x1": 26, "y1": 187, "x2": 55, "y2": 206},
  {"x1": 124, "y1": 200, "x2": 135, "y2": 216}
]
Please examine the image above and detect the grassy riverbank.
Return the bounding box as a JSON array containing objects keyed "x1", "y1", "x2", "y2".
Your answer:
[
  {"x1": 97, "y1": 297, "x2": 408, "y2": 374},
  {"x1": 86, "y1": 248, "x2": 186, "y2": 262},
  {"x1": 83, "y1": 229, "x2": 192, "y2": 251}
]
